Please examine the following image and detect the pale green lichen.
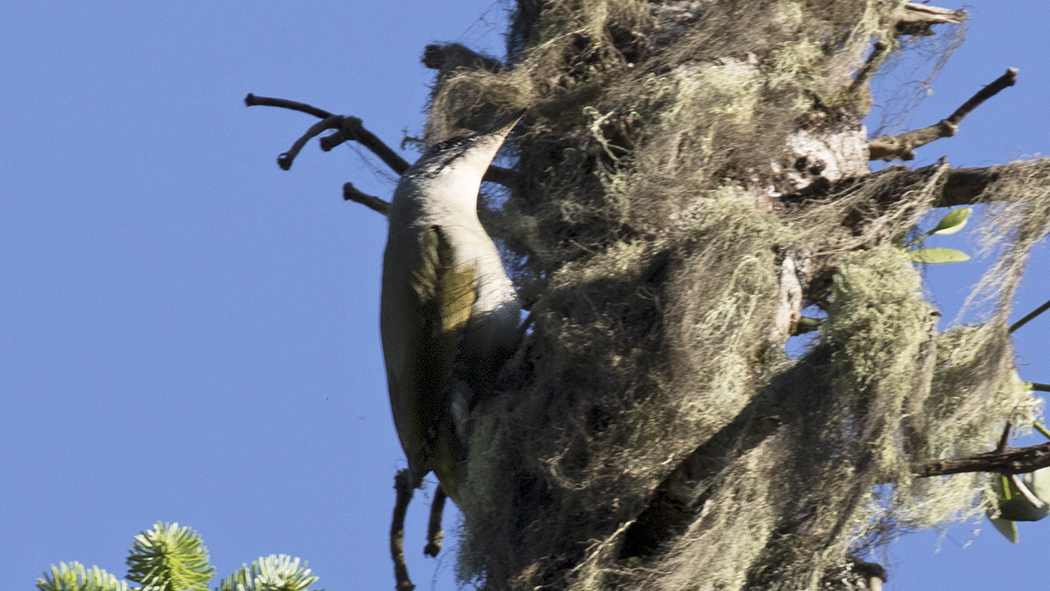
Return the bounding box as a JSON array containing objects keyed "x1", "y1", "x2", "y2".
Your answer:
[{"x1": 418, "y1": 1, "x2": 1050, "y2": 590}]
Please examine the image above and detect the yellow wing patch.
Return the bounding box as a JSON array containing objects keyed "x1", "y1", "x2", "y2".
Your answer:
[{"x1": 412, "y1": 226, "x2": 476, "y2": 335}]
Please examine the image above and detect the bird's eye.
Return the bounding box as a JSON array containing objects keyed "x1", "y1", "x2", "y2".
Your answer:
[{"x1": 428, "y1": 136, "x2": 467, "y2": 154}]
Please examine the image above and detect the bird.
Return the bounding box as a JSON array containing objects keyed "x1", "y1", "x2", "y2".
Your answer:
[{"x1": 380, "y1": 110, "x2": 524, "y2": 504}]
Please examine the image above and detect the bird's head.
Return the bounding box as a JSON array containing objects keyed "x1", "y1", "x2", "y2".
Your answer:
[{"x1": 397, "y1": 109, "x2": 525, "y2": 213}]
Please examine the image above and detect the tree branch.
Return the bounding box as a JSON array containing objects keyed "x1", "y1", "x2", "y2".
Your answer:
[
  {"x1": 915, "y1": 441, "x2": 1050, "y2": 477},
  {"x1": 246, "y1": 93, "x2": 521, "y2": 193},
  {"x1": 391, "y1": 470, "x2": 416, "y2": 591},
  {"x1": 868, "y1": 68, "x2": 1017, "y2": 161},
  {"x1": 1010, "y1": 297, "x2": 1050, "y2": 333},
  {"x1": 318, "y1": 115, "x2": 411, "y2": 174},
  {"x1": 422, "y1": 43, "x2": 502, "y2": 74},
  {"x1": 276, "y1": 115, "x2": 344, "y2": 171},
  {"x1": 244, "y1": 93, "x2": 333, "y2": 119},
  {"x1": 343, "y1": 183, "x2": 390, "y2": 216},
  {"x1": 424, "y1": 485, "x2": 448, "y2": 558},
  {"x1": 937, "y1": 165, "x2": 1004, "y2": 207},
  {"x1": 895, "y1": 3, "x2": 967, "y2": 37},
  {"x1": 849, "y1": 41, "x2": 889, "y2": 97},
  {"x1": 946, "y1": 68, "x2": 1019, "y2": 127},
  {"x1": 782, "y1": 160, "x2": 1009, "y2": 209},
  {"x1": 771, "y1": 253, "x2": 804, "y2": 346},
  {"x1": 245, "y1": 93, "x2": 410, "y2": 174}
]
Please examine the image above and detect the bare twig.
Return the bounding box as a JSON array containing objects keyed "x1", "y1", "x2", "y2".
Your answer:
[
  {"x1": 341, "y1": 177, "x2": 512, "y2": 217},
  {"x1": 771, "y1": 253, "x2": 804, "y2": 346},
  {"x1": 947, "y1": 68, "x2": 1020, "y2": 126},
  {"x1": 901, "y1": 3, "x2": 966, "y2": 22},
  {"x1": 1010, "y1": 297, "x2": 1050, "y2": 333},
  {"x1": 896, "y1": 3, "x2": 967, "y2": 36},
  {"x1": 318, "y1": 116, "x2": 410, "y2": 174},
  {"x1": 246, "y1": 93, "x2": 522, "y2": 193},
  {"x1": 868, "y1": 68, "x2": 1017, "y2": 161},
  {"x1": 937, "y1": 165, "x2": 1004, "y2": 207},
  {"x1": 783, "y1": 160, "x2": 1010, "y2": 208},
  {"x1": 423, "y1": 43, "x2": 503, "y2": 74},
  {"x1": 344, "y1": 183, "x2": 390, "y2": 216},
  {"x1": 391, "y1": 470, "x2": 416, "y2": 591},
  {"x1": 424, "y1": 485, "x2": 448, "y2": 558},
  {"x1": 277, "y1": 115, "x2": 344, "y2": 171},
  {"x1": 245, "y1": 93, "x2": 410, "y2": 174},
  {"x1": 849, "y1": 41, "x2": 889, "y2": 96},
  {"x1": 915, "y1": 441, "x2": 1050, "y2": 477},
  {"x1": 244, "y1": 93, "x2": 333, "y2": 119},
  {"x1": 791, "y1": 317, "x2": 823, "y2": 335},
  {"x1": 997, "y1": 422, "x2": 1013, "y2": 453}
]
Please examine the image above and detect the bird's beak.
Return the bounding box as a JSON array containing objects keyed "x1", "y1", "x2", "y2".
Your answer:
[
  {"x1": 480, "y1": 108, "x2": 527, "y2": 141},
  {"x1": 462, "y1": 109, "x2": 527, "y2": 174}
]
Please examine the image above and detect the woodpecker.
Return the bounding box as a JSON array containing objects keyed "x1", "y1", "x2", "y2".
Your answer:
[{"x1": 381, "y1": 110, "x2": 524, "y2": 504}]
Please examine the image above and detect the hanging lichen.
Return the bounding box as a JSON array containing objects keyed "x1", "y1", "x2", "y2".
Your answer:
[{"x1": 412, "y1": 1, "x2": 1050, "y2": 589}]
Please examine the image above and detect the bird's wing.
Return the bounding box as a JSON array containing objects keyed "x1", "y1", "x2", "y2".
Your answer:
[
  {"x1": 406, "y1": 225, "x2": 475, "y2": 494},
  {"x1": 413, "y1": 225, "x2": 476, "y2": 338}
]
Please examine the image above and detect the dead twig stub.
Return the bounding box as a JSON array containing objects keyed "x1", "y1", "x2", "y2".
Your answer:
[
  {"x1": 245, "y1": 93, "x2": 410, "y2": 174},
  {"x1": 246, "y1": 93, "x2": 522, "y2": 210},
  {"x1": 896, "y1": 3, "x2": 967, "y2": 37},
  {"x1": 391, "y1": 470, "x2": 416, "y2": 591},
  {"x1": 424, "y1": 485, "x2": 448, "y2": 558},
  {"x1": 781, "y1": 162, "x2": 1005, "y2": 208},
  {"x1": 343, "y1": 182, "x2": 390, "y2": 216},
  {"x1": 1010, "y1": 297, "x2": 1050, "y2": 333},
  {"x1": 868, "y1": 68, "x2": 1017, "y2": 161},
  {"x1": 916, "y1": 440, "x2": 1050, "y2": 477}
]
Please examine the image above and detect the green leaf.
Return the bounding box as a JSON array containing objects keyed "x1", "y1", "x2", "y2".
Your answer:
[
  {"x1": 901, "y1": 207, "x2": 974, "y2": 248},
  {"x1": 1020, "y1": 468, "x2": 1050, "y2": 520},
  {"x1": 997, "y1": 494, "x2": 1050, "y2": 522},
  {"x1": 126, "y1": 522, "x2": 215, "y2": 591},
  {"x1": 989, "y1": 517, "x2": 1019, "y2": 543},
  {"x1": 908, "y1": 247, "x2": 970, "y2": 264},
  {"x1": 37, "y1": 562, "x2": 129, "y2": 591},
  {"x1": 220, "y1": 555, "x2": 322, "y2": 591},
  {"x1": 989, "y1": 475, "x2": 1020, "y2": 543},
  {"x1": 987, "y1": 468, "x2": 1050, "y2": 543},
  {"x1": 931, "y1": 207, "x2": 972, "y2": 235}
]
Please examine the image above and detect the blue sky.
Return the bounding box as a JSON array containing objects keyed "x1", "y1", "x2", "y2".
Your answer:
[{"x1": 2, "y1": 2, "x2": 1048, "y2": 590}]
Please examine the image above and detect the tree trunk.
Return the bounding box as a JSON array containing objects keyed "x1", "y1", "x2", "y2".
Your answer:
[{"x1": 274, "y1": 1, "x2": 1050, "y2": 589}]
